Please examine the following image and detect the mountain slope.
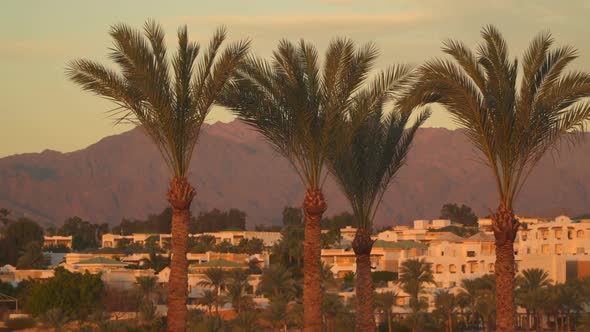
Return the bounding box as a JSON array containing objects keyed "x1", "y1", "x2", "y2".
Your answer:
[{"x1": 1, "y1": 121, "x2": 589, "y2": 227}]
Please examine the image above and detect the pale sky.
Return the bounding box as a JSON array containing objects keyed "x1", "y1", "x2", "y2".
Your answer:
[{"x1": 1, "y1": 0, "x2": 589, "y2": 157}]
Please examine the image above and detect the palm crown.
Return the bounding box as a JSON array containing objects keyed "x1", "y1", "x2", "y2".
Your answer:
[
  {"x1": 401, "y1": 25, "x2": 590, "y2": 209},
  {"x1": 67, "y1": 21, "x2": 250, "y2": 178},
  {"x1": 327, "y1": 84, "x2": 430, "y2": 230},
  {"x1": 220, "y1": 38, "x2": 381, "y2": 188}
]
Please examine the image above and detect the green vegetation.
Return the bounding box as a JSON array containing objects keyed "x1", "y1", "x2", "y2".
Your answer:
[
  {"x1": 439, "y1": 203, "x2": 478, "y2": 227},
  {"x1": 25, "y1": 267, "x2": 104, "y2": 319}
]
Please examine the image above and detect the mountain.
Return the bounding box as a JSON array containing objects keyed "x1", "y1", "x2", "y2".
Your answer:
[{"x1": 1, "y1": 121, "x2": 589, "y2": 228}]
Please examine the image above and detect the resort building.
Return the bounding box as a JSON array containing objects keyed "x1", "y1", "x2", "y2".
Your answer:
[{"x1": 43, "y1": 235, "x2": 73, "y2": 248}]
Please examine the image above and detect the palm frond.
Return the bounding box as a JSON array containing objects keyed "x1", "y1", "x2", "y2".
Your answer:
[{"x1": 67, "y1": 21, "x2": 250, "y2": 178}]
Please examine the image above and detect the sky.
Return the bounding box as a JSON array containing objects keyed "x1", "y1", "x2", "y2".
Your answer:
[{"x1": 1, "y1": 0, "x2": 589, "y2": 157}]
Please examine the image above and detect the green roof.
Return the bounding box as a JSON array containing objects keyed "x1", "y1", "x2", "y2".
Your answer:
[
  {"x1": 195, "y1": 259, "x2": 245, "y2": 267},
  {"x1": 373, "y1": 240, "x2": 427, "y2": 249},
  {"x1": 76, "y1": 257, "x2": 127, "y2": 265}
]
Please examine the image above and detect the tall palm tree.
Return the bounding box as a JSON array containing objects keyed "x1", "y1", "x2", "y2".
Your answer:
[
  {"x1": 434, "y1": 289, "x2": 456, "y2": 332},
  {"x1": 375, "y1": 291, "x2": 397, "y2": 332},
  {"x1": 197, "y1": 268, "x2": 226, "y2": 314},
  {"x1": 326, "y1": 79, "x2": 429, "y2": 331},
  {"x1": 400, "y1": 26, "x2": 590, "y2": 331},
  {"x1": 220, "y1": 38, "x2": 380, "y2": 331},
  {"x1": 398, "y1": 259, "x2": 435, "y2": 319},
  {"x1": 67, "y1": 21, "x2": 250, "y2": 331}
]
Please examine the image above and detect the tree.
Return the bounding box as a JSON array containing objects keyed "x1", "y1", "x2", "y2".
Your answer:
[
  {"x1": 398, "y1": 258, "x2": 435, "y2": 332},
  {"x1": 221, "y1": 38, "x2": 381, "y2": 332},
  {"x1": 375, "y1": 291, "x2": 397, "y2": 332},
  {"x1": 67, "y1": 20, "x2": 250, "y2": 332},
  {"x1": 16, "y1": 242, "x2": 49, "y2": 270},
  {"x1": 232, "y1": 311, "x2": 261, "y2": 332},
  {"x1": 198, "y1": 289, "x2": 216, "y2": 314},
  {"x1": 236, "y1": 238, "x2": 264, "y2": 255},
  {"x1": 25, "y1": 267, "x2": 103, "y2": 319},
  {"x1": 439, "y1": 203, "x2": 478, "y2": 226},
  {"x1": 326, "y1": 69, "x2": 428, "y2": 331},
  {"x1": 259, "y1": 264, "x2": 296, "y2": 301},
  {"x1": 282, "y1": 207, "x2": 303, "y2": 227},
  {"x1": 2, "y1": 218, "x2": 44, "y2": 266},
  {"x1": 323, "y1": 292, "x2": 345, "y2": 332},
  {"x1": 434, "y1": 289, "x2": 456, "y2": 332},
  {"x1": 56, "y1": 216, "x2": 108, "y2": 250},
  {"x1": 516, "y1": 268, "x2": 552, "y2": 331},
  {"x1": 193, "y1": 208, "x2": 247, "y2": 233},
  {"x1": 400, "y1": 26, "x2": 590, "y2": 331},
  {"x1": 264, "y1": 299, "x2": 290, "y2": 332},
  {"x1": 197, "y1": 268, "x2": 226, "y2": 314},
  {"x1": 140, "y1": 250, "x2": 170, "y2": 273},
  {"x1": 41, "y1": 308, "x2": 70, "y2": 332}
]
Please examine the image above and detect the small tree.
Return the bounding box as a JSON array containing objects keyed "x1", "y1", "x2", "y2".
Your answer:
[{"x1": 439, "y1": 203, "x2": 478, "y2": 226}]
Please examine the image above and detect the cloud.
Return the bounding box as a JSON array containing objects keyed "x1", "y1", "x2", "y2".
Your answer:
[{"x1": 174, "y1": 12, "x2": 431, "y2": 28}]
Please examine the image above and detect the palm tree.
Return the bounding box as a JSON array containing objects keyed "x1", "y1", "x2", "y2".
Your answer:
[
  {"x1": 67, "y1": 20, "x2": 250, "y2": 332},
  {"x1": 434, "y1": 289, "x2": 456, "y2": 332},
  {"x1": 232, "y1": 311, "x2": 261, "y2": 332},
  {"x1": 259, "y1": 264, "x2": 296, "y2": 300},
  {"x1": 375, "y1": 291, "x2": 397, "y2": 332},
  {"x1": 326, "y1": 69, "x2": 428, "y2": 331},
  {"x1": 198, "y1": 289, "x2": 216, "y2": 314},
  {"x1": 458, "y1": 275, "x2": 495, "y2": 329},
  {"x1": 140, "y1": 250, "x2": 169, "y2": 273},
  {"x1": 398, "y1": 258, "x2": 435, "y2": 321},
  {"x1": 400, "y1": 26, "x2": 590, "y2": 331},
  {"x1": 220, "y1": 38, "x2": 380, "y2": 331},
  {"x1": 475, "y1": 289, "x2": 496, "y2": 332},
  {"x1": 323, "y1": 292, "x2": 345, "y2": 332},
  {"x1": 264, "y1": 299, "x2": 290, "y2": 332},
  {"x1": 135, "y1": 276, "x2": 159, "y2": 304},
  {"x1": 516, "y1": 268, "x2": 552, "y2": 331},
  {"x1": 197, "y1": 268, "x2": 226, "y2": 314}
]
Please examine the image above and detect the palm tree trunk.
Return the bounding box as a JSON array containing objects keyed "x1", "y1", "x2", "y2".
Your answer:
[
  {"x1": 166, "y1": 177, "x2": 195, "y2": 332},
  {"x1": 215, "y1": 285, "x2": 219, "y2": 314},
  {"x1": 353, "y1": 228, "x2": 376, "y2": 332},
  {"x1": 303, "y1": 189, "x2": 327, "y2": 332},
  {"x1": 448, "y1": 312, "x2": 453, "y2": 332},
  {"x1": 388, "y1": 310, "x2": 392, "y2": 332},
  {"x1": 492, "y1": 204, "x2": 518, "y2": 332}
]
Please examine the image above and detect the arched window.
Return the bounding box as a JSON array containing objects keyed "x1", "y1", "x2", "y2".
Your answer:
[
  {"x1": 488, "y1": 263, "x2": 495, "y2": 272},
  {"x1": 436, "y1": 264, "x2": 444, "y2": 274},
  {"x1": 449, "y1": 264, "x2": 457, "y2": 274},
  {"x1": 577, "y1": 230, "x2": 585, "y2": 238}
]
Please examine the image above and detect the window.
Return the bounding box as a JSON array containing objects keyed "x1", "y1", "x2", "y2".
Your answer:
[
  {"x1": 488, "y1": 263, "x2": 495, "y2": 272},
  {"x1": 449, "y1": 264, "x2": 457, "y2": 274},
  {"x1": 467, "y1": 251, "x2": 476, "y2": 257},
  {"x1": 542, "y1": 229, "x2": 549, "y2": 240},
  {"x1": 542, "y1": 244, "x2": 549, "y2": 254},
  {"x1": 436, "y1": 264, "x2": 444, "y2": 274},
  {"x1": 441, "y1": 251, "x2": 445, "y2": 257},
  {"x1": 577, "y1": 247, "x2": 585, "y2": 255},
  {"x1": 555, "y1": 244, "x2": 563, "y2": 255},
  {"x1": 577, "y1": 230, "x2": 585, "y2": 238},
  {"x1": 568, "y1": 230, "x2": 574, "y2": 240},
  {"x1": 521, "y1": 233, "x2": 527, "y2": 241},
  {"x1": 470, "y1": 263, "x2": 479, "y2": 273},
  {"x1": 555, "y1": 229, "x2": 563, "y2": 240},
  {"x1": 461, "y1": 265, "x2": 466, "y2": 273}
]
